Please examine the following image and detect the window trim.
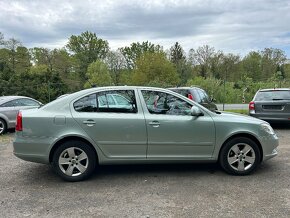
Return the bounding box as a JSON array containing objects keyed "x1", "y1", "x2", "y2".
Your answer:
[
  {"x1": 140, "y1": 89, "x2": 194, "y2": 116},
  {"x1": 73, "y1": 89, "x2": 138, "y2": 114}
]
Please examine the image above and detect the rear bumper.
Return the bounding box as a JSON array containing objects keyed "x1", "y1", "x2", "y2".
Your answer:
[
  {"x1": 249, "y1": 113, "x2": 290, "y2": 123},
  {"x1": 13, "y1": 151, "x2": 48, "y2": 164},
  {"x1": 13, "y1": 133, "x2": 55, "y2": 164}
]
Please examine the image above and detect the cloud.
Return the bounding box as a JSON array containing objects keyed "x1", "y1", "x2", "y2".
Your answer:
[{"x1": 0, "y1": 0, "x2": 289, "y2": 57}]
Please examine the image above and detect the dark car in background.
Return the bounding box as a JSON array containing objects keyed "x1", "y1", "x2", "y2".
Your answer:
[
  {"x1": 0, "y1": 96, "x2": 42, "y2": 134},
  {"x1": 168, "y1": 87, "x2": 218, "y2": 111},
  {"x1": 249, "y1": 88, "x2": 290, "y2": 123}
]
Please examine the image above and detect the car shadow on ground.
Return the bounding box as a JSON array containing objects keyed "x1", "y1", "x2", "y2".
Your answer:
[
  {"x1": 95, "y1": 162, "x2": 220, "y2": 176},
  {"x1": 270, "y1": 123, "x2": 290, "y2": 129},
  {"x1": 19, "y1": 160, "x2": 276, "y2": 185}
]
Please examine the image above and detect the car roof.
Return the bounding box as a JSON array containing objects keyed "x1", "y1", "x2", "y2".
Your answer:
[
  {"x1": 168, "y1": 86, "x2": 201, "y2": 90},
  {"x1": 41, "y1": 86, "x2": 194, "y2": 110},
  {"x1": 259, "y1": 88, "x2": 290, "y2": 92}
]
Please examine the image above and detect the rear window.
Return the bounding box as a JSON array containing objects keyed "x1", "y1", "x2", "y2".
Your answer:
[{"x1": 254, "y1": 90, "x2": 290, "y2": 101}]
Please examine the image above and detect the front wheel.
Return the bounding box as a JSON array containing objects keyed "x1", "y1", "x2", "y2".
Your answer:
[
  {"x1": 219, "y1": 137, "x2": 261, "y2": 175},
  {"x1": 52, "y1": 140, "x2": 97, "y2": 182}
]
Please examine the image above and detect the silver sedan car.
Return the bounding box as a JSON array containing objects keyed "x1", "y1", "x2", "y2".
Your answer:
[
  {"x1": 13, "y1": 87, "x2": 278, "y2": 181},
  {"x1": 0, "y1": 96, "x2": 42, "y2": 134}
]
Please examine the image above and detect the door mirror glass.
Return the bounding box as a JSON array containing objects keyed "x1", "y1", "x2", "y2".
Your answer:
[{"x1": 191, "y1": 106, "x2": 203, "y2": 116}]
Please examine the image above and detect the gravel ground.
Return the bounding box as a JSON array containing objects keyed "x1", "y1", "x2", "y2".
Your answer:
[{"x1": 0, "y1": 126, "x2": 290, "y2": 218}]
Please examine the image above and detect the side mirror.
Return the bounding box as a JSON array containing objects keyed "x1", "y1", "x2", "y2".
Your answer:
[
  {"x1": 191, "y1": 106, "x2": 204, "y2": 116},
  {"x1": 211, "y1": 98, "x2": 216, "y2": 102}
]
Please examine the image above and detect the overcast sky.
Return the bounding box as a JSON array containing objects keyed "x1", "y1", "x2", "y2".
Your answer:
[{"x1": 1, "y1": 0, "x2": 290, "y2": 57}]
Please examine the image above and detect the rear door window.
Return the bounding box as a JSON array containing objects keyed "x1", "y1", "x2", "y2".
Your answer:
[
  {"x1": 1, "y1": 101, "x2": 15, "y2": 107},
  {"x1": 18, "y1": 98, "x2": 40, "y2": 106},
  {"x1": 74, "y1": 90, "x2": 138, "y2": 113}
]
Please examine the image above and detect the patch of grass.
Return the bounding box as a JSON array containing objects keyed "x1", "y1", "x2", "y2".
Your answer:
[
  {"x1": 224, "y1": 109, "x2": 248, "y2": 115},
  {"x1": 0, "y1": 133, "x2": 13, "y2": 143}
]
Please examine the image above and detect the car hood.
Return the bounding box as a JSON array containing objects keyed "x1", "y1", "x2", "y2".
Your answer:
[{"x1": 214, "y1": 111, "x2": 267, "y2": 124}]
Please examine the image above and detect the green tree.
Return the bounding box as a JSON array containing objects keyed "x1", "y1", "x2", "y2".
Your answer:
[
  {"x1": 14, "y1": 46, "x2": 31, "y2": 74},
  {"x1": 120, "y1": 41, "x2": 163, "y2": 69},
  {"x1": 105, "y1": 50, "x2": 126, "y2": 85},
  {"x1": 30, "y1": 47, "x2": 79, "y2": 91},
  {"x1": 169, "y1": 42, "x2": 192, "y2": 85},
  {"x1": 189, "y1": 45, "x2": 216, "y2": 78},
  {"x1": 132, "y1": 52, "x2": 179, "y2": 87},
  {"x1": 169, "y1": 42, "x2": 185, "y2": 65},
  {"x1": 219, "y1": 53, "x2": 241, "y2": 81},
  {"x1": 66, "y1": 31, "x2": 109, "y2": 82},
  {"x1": 85, "y1": 60, "x2": 112, "y2": 88},
  {"x1": 241, "y1": 51, "x2": 262, "y2": 81},
  {"x1": 260, "y1": 48, "x2": 287, "y2": 80},
  {"x1": 4, "y1": 38, "x2": 22, "y2": 74}
]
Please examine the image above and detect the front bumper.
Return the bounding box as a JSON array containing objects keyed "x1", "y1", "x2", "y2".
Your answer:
[{"x1": 259, "y1": 133, "x2": 279, "y2": 161}]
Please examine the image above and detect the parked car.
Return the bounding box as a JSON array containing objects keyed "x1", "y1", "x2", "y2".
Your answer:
[
  {"x1": 249, "y1": 88, "x2": 290, "y2": 123},
  {"x1": 13, "y1": 87, "x2": 278, "y2": 181},
  {"x1": 0, "y1": 96, "x2": 42, "y2": 134},
  {"x1": 168, "y1": 87, "x2": 218, "y2": 111}
]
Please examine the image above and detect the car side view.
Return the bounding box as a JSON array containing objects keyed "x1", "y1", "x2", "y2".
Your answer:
[
  {"x1": 13, "y1": 87, "x2": 278, "y2": 182},
  {"x1": 0, "y1": 96, "x2": 42, "y2": 134}
]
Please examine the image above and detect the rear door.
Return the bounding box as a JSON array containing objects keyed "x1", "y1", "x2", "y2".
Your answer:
[
  {"x1": 254, "y1": 90, "x2": 290, "y2": 119},
  {"x1": 71, "y1": 89, "x2": 147, "y2": 159}
]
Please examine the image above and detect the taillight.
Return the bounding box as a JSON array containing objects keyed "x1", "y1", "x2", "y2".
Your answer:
[
  {"x1": 249, "y1": 101, "x2": 255, "y2": 113},
  {"x1": 188, "y1": 94, "x2": 194, "y2": 101},
  {"x1": 16, "y1": 111, "x2": 23, "y2": 131}
]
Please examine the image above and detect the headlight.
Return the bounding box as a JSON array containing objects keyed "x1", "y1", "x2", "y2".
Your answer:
[{"x1": 261, "y1": 123, "x2": 275, "y2": 135}]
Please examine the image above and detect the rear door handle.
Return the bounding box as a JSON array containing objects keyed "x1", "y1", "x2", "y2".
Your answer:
[
  {"x1": 83, "y1": 120, "x2": 96, "y2": 126},
  {"x1": 149, "y1": 121, "x2": 160, "y2": 128}
]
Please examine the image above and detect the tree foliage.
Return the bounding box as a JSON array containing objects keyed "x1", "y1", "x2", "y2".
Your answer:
[
  {"x1": 132, "y1": 52, "x2": 179, "y2": 87},
  {"x1": 66, "y1": 31, "x2": 109, "y2": 82},
  {"x1": 120, "y1": 41, "x2": 163, "y2": 69},
  {"x1": 85, "y1": 60, "x2": 112, "y2": 88},
  {"x1": 0, "y1": 31, "x2": 290, "y2": 104}
]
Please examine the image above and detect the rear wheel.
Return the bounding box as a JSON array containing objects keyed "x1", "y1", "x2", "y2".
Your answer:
[
  {"x1": 0, "y1": 119, "x2": 7, "y2": 135},
  {"x1": 52, "y1": 140, "x2": 97, "y2": 182},
  {"x1": 219, "y1": 137, "x2": 261, "y2": 175}
]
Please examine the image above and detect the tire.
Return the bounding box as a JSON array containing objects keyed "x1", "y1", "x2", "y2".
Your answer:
[
  {"x1": 0, "y1": 118, "x2": 7, "y2": 135},
  {"x1": 219, "y1": 137, "x2": 261, "y2": 175},
  {"x1": 52, "y1": 140, "x2": 97, "y2": 182}
]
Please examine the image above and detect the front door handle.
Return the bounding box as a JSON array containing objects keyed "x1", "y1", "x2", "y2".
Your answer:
[
  {"x1": 149, "y1": 121, "x2": 160, "y2": 128},
  {"x1": 83, "y1": 120, "x2": 96, "y2": 126}
]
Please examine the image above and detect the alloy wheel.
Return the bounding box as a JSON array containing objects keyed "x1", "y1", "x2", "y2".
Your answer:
[
  {"x1": 58, "y1": 147, "x2": 89, "y2": 177},
  {"x1": 227, "y1": 143, "x2": 256, "y2": 171}
]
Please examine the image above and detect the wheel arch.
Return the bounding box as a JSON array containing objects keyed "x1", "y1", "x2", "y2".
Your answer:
[
  {"x1": 0, "y1": 116, "x2": 8, "y2": 133},
  {"x1": 219, "y1": 133, "x2": 263, "y2": 162},
  {"x1": 0, "y1": 114, "x2": 9, "y2": 124},
  {"x1": 49, "y1": 136, "x2": 99, "y2": 163}
]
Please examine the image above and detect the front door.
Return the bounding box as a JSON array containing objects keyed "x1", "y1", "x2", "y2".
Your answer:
[{"x1": 139, "y1": 89, "x2": 215, "y2": 159}]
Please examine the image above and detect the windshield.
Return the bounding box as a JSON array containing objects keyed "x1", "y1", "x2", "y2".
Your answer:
[{"x1": 255, "y1": 90, "x2": 290, "y2": 101}]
